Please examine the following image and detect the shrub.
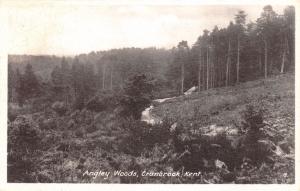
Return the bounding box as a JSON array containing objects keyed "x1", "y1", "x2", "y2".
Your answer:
[
  {"x1": 85, "y1": 91, "x2": 119, "y2": 112},
  {"x1": 240, "y1": 104, "x2": 272, "y2": 164},
  {"x1": 75, "y1": 128, "x2": 85, "y2": 138},
  {"x1": 31, "y1": 97, "x2": 51, "y2": 113},
  {"x1": 39, "y1": 118, "x2": 57, "y2": 130},
  {"x1": 86, "y1": 123, "x2": 97, "y2": 133},
  {"x1": 52, "y1": 101, "x2": 67, "y2": 116},
  {"x1": 8, "y1": 109, "x2": 18, "y2": 122},
  {"x1": 8, "y1": 117, "x2": 42, "y2": 182},
  {"x1": 120, "y1": 74, "x2": 154, "y2": 120},
  {"x1": 119, "y1": 118, "x2": 171, "y2": 156}
]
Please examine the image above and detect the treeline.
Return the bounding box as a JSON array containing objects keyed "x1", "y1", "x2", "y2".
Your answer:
[
  {"x1": 8, "y1": 48, "x2": 172, "y2": 109},
  {"x1": 8, "y1": 5, "x2": 295, "y2": 108},
  {"x1": 168, "y1": 5, "x2": 295, "y2": 93}
]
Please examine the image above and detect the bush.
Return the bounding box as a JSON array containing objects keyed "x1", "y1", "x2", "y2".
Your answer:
[
  {"x1": 39, "y1": 118, "x2": 57, "y2": 130},
  {"x1": 75, "y1": 128, "x2": 85, "y2": 138},
  {"x1": 8, "y1": 117, "x2": 42, "y2": 182},
  {"x1": 52, "y1": 101, "x2": 67, "y2": 116},
  {"x1": 240, "y1": 104, "x2": 272, "y2": 165},
  {"x1": 85, "y1": 95, "x2": 106, "y2": 112},
  {"x1": 8, "y1": 109, "x2": 18, "y2": 122},
  {"x1": 8, "y1": 103, "x2": 30, "y2": 122},
  {"x1": 119, "y1": 118, "x2": 171, "y2": 156},
  {"x1": 120, "y1": 74, "x2": 154, "y2": 120}
]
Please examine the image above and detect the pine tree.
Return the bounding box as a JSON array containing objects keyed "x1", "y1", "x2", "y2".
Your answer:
[
  {"x1": 120, "y1": 74, "x2": 154, "y2": 119},
  {"x1": 15, "y1": 68, "x2": 24, "y2": 106},
  {"x1": 8, "y1": 63, "x2": 16, "y2": 102},
  {"x1": 177, "y1": 41, "x2": 189, "y2": 94},
  {"x1": 23, "y1": 64, "x2": 40, "y2": 99},
  {"x1": 234, "y1": 10, "x2": 247, "y2": 83},
  {"x1": 257, "y1": 5, "x2": 277, "y2": 78}
]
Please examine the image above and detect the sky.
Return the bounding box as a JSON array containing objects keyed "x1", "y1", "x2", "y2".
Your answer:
[{"x1": 3, "y1": 1, "x2": 289, "y2": 55}]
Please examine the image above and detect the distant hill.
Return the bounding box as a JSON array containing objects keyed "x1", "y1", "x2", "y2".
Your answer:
[{"x1": 8, "y1": 55, "x2": 68, "y2": 80}]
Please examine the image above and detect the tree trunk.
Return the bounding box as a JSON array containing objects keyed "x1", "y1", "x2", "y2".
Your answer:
[
  {"x1": 259, "y1": 54, "x2": 262, "y2": 75},
  {"x1": 198, "y1": 48, "x2": 202, "y2": 92},
  {"x1": 110, "y1": 66, "x2": 113, "y2": 91},
  {"x1": 211, "y1": 46, "x2": 214, "y2": 88},
  {"x1": 202, "y1": 55, "x2": 205, "y2": 90},
  {"x1": 270, "y1": 58, "x2": 273, "y2": 75},
  {"x1": 120, "y1": 77, "x2": 124, "y2": 89},
  {"x1": 226, "y1": 40, "x2": 231, "y2": 86},
  {"x1": 65, "y1": 88, "x2": 69, "y2": 107},
  {"x1": 281, "y1": 37, "x2": 287, "y2": 74},
  {"x1": 264, "y1": 39, "x2": 268, "y2": 79},
  {"x1": 281, "y1": 51, "x2": 286, "y2": 74},
  {"x1": 206, "y1": 46, "x2": 209, "y2": 90},
  {"x1": 220, "y1": 56, "x2": 224, "y2": 87},
  {"x1": 215, "y1": 58, "x2": 218, "y2": 87},
  {"x1": 211, "y1": 56, "x2": 214, "y2": 88},
  {"x1": 236, "y1": 36, "x2": 240, "y2": 83},
  {"x1": 223, "y1": 54, "x2": 226, "y2": 86},
  {"x1": 181, "y1": 61, "x2": 184, "y2": 95},
  {"x1": 102, "y1": 64, "x2": 106, "y2": 90}
]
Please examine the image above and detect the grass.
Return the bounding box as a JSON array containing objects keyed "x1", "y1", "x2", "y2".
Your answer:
[
  {"x1": 149, "y1": 73, "x2": 295, "y2": 183},
  {"x1": 153, "y1": 73, "x2": 294, "y2": 127}
]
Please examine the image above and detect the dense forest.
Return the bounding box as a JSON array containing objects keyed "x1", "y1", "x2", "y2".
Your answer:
[
  {"x1": 9, "y1": 5, "x2": 295, "y2": 105},
  {"x1": 7, "y1": 5, "x2": 295, "y2": 183}
]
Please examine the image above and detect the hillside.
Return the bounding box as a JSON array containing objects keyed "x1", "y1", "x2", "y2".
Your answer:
[
  {"x1": 8, "y1": 73, "x2": 295, "y2": 183},
  {"x1": 148, "y1": 73, "x2": 295, "y2": 183},
  {"x1": 153, "y1": 73, "x2": 294, "y2": 128}
]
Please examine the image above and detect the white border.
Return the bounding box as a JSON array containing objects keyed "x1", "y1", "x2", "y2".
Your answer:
[{"x1": 0, "y1": 0, "x2": 298, "y2": 190}]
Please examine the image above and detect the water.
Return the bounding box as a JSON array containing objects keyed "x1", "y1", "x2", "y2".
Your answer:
[{"x1": 141, "y1": 86, "x2": 197, "y2": 125}]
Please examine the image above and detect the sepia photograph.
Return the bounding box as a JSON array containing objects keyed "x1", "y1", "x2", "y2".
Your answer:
[{"x1": 2, "y1": 0, "x2": 296, "y2": 186}]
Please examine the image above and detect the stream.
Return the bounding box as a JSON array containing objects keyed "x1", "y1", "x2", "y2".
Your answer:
[{"x1": 141, "y1": 86, "x2": 196, "y2": 125}]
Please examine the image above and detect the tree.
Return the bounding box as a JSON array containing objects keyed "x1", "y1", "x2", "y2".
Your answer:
[
  {"x1": 198, "y1": 45, "x2": 202, "y2": 92},
  {"x1": 214, "y1": 28, "x2": 228, "y2": 87},
  {"x1": 23, "y1": 64, "x2": 40, "y2": 100},
  {"x1": 8, "y1": 117, "x2": 42, "y2": 182},
  {"x1": 71, "y1": 58, "x2": 86, "y2": 110},
  {"x1": 234, "y1": 10, "x2": 247, "y2": 83},
  {"x1": 285, "y1": 6, "x2": 295, "y2": 70},
  {"x1": 120, "y1": 74, "x2": 154, "y2": 120},
  {"x1": 280, "y1": 6, "x2": 295, "y2": 73},
  {"x1": 198, "y1": 29, "x2": 210, "y2": 90},
  {"x1": 15, "y1": 68, "x2": 24, "y2": 106},
  {"x1": 226, "y1": 38, "x2": 232, "y2": 86},
  {"x1": 191, "y1": 30, "x2": 208, "y2": 92},
  {"x1": 257, "y1": 5, "x2": 277, "y2": 78},
  {"x1": 60, "y1": 57, "x2": 72, "y2": 106},
  {"x1": 206, "y1": 44, "x2": 210, "y2": 90},
  {"x1": 51, "y1": 65, "x2": 63, "y2": 85},
  {"x1": 14, "y1": 64, "x2": 40, "y2": 106},
  {"x1": 110, "y1": 65, "x2": 113, "y2": 91},
  {"x1": 177, "y1": 41, "x2": 189, "y2": 94},
  {"x1": 60, "y1": 57, "x2": 71, "y2": 85},
  {"x1": 210, "y1": 26, "x2": 218, "y2": 88},
  {"x1": 8, "y1": 63, "x2": 16, "y2": 102},
  {"x1": 278, "y1": 16, "x2": 288, "y2": 74},
  {"x1": 102, "y1": 63, "x2": 106, "y2": 90}
]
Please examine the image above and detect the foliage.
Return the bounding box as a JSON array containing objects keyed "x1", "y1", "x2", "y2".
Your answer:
[
  {"x1": 6, "y1": 73, "x2": 294, "y2": 183},
  {"x1": 85, "y1": 91, "x2": 120, "y2": 112},
  {"x1": 51, "y1": 101, "x2": 68, "y2": 116},
  {"x1": 120, "y1": 74, "x2": 154, "y2": 119},
  {"x1": 8, "y1": 117, "x2": 42, "y2": 182},
  {"x1": 119, "y1": 118, "x2": 171, "y2": 156}
]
